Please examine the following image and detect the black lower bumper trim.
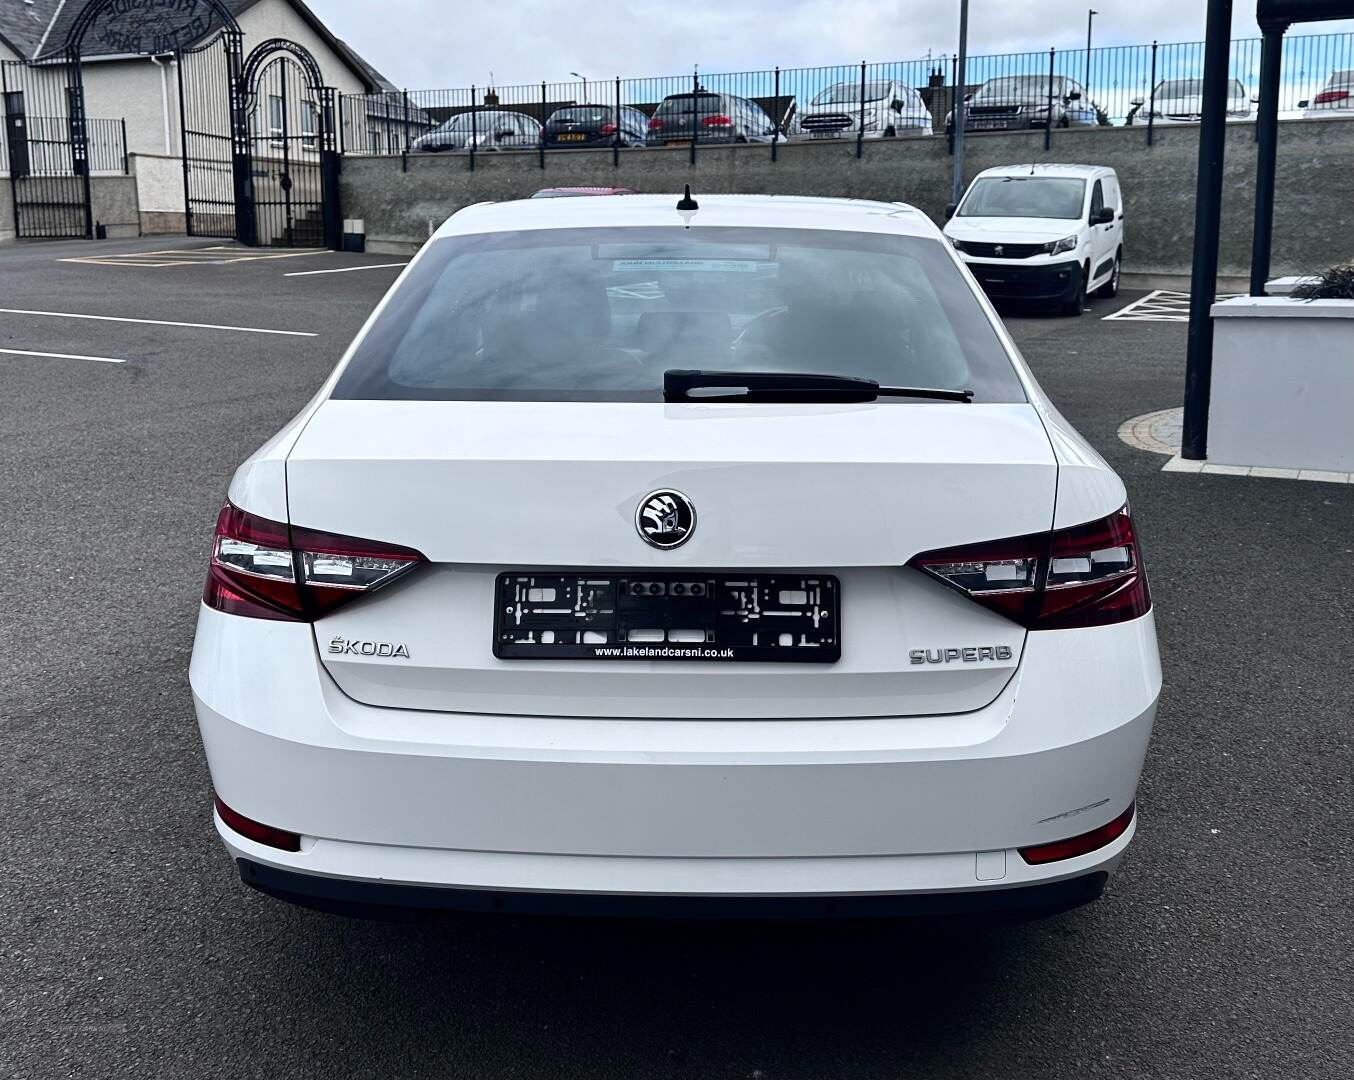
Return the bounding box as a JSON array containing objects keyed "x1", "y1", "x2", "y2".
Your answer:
[
  {"x1": 238, "y1": 859, "x2": 1107, "y2": 921},
  {"x1": 968, "y1": 258, "x2": 1083, "y2": 303}
]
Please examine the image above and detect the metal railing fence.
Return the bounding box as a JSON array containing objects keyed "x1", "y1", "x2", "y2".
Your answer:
[{"x1": 335, "y1": 31, "x2": 1354, "y2": 162}]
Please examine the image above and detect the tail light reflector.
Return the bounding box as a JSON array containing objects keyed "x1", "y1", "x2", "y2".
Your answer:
[
  {"x1": 599, "y1": 121, "x2": 618, "y2": 134},
  {"x1": 1019, "y1": 803, "x2": 1135, "y2": 864},
  {"x1": 909, "y1": 505, "x2": 1150, "y2": 630},
  {"x1": 214, "y1": 795, "x2": 301, "y2": 852},
  {"x1": 204, "y1": 502, "x2": 425, "y2": 622},
  {"x1": 1313, "y1": 89, "x2": 1350, "y2": 104},
  {"x1": 702, "y1": 114, "x2": 733, "y2": 127},
  {"x1": 647, "y1": 117, "x2": 663, "y2": 129}
]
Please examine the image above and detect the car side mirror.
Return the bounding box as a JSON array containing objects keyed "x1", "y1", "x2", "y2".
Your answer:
[
  {"x1": 1130, "y1": 96, "x2": 1145, "y2": 107},
  {"x1": 1091, "y1": 206, "x2": 1115, "y2": 225},
  {"x1": 892, "y1": 100, "x2": 904, "y2": 112},
  {"x1": 1068, "y1": 90, "x2": 1082, "y2": 101},
  {"x1": 944, "y1": 203, "x2": 957, "y2": 220},
  {"x1": 1298, "y1": 98, "x2": 1310, "y2": 108}
]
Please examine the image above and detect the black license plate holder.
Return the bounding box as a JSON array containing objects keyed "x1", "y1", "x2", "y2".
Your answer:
[{"x1": 494, "y1": 572, "x2": 840, "y2": 662}]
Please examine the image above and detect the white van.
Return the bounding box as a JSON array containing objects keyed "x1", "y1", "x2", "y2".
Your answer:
[{"x1": 942, "y1": 164, "x2": 1124, "y2": 316}]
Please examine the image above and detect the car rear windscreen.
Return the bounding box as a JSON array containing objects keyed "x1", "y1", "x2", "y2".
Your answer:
[
  {"x1": 550, "y1": 107, "x2": 612, "y2": 123},
  {"x1": 656, "y1": 94, "x2": 723, "y2": 115},
  {"x1": 332, "y1": 226, "x2": 1026, "y2": 403}
]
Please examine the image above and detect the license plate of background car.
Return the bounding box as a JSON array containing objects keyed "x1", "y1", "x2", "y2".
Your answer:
[
  {"x1": 558, "y1": 133, "x2": 586, "y2": 141},
  {"x1": 494, "y1": 573, "x2": 840, "y2": 662}
]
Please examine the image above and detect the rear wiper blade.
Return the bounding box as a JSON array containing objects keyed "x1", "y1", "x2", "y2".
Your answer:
[{"x1": 663, "y1": 369, "x2": 974, "y2": 404}]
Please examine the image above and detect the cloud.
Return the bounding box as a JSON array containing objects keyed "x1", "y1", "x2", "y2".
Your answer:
[{"x1": 311, "y1": 0, "x2": 1353, "y2": 92}]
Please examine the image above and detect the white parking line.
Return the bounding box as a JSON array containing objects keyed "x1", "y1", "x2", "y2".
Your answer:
[
  {"x1": 60, "y1": 249, "x2": 333, "y2": 268},
  {"x1": 0, "y1": 347, "x2": 127, "y2": 364},
  {"x1": 0, "y1": 308, "x2": 316, "y2": 337},
  {"x1": 284, "y1": 263, "x2": 409, "y2": 277},
  {"x1": 1104, "y1": 289, "x2": 1242, "y2": 322}
]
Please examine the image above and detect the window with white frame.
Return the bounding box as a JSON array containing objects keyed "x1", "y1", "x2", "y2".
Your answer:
[
  {"x1": 268, "y1": 95, "x2": 285, "y2": 145},
  {"x1": 302, "y1": 101, "x2": 319, "y2": 149}
]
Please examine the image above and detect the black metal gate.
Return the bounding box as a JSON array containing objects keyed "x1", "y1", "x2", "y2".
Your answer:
[
  {"x1": 177, "y1": 33, "x2": 244, "y2": 239},
  {"x1": 241, "y1": 42, "x2": 339, "y2": 248},
  {"x1": 1, "y1": 55, "x2": 92, "y2": 239}
]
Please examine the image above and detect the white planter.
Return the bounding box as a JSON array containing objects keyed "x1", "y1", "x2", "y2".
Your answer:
[{"x1": 1209, "y1": 297, "x2": 1354, "y2": 473}]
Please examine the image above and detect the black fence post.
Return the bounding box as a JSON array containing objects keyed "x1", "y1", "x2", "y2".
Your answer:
[
  {"x1": 856, "y1": 61, "x2": 867, "y2": 158},
  {"x1": 1147, "y1": 41, "x2": 1157, "y2": 145},
  {"x1": 1181, "y1": 0, "x2": 1235, "y2": 460},
  {"x1": 1045, "y1": 48, "x2": 1055, "y2": 151},
  {"x1": 539, "y1": 81, "x2": 547, "y2": 169},
  {"x1": 402, "y1": 89, "x2": 411, "y2": 151},
  {"x1": 613, "y1": 76, "x2": 621, "y2": 167},
  {"x1": 1250, "y1": 25, "x2": 1286, "y2": 295},
  {"x1": 120, "y1": 117, "x2": 128, "y2": 174},
  {"x1": 469, "y1": 85, "x2": 476, "y2": 171},
  {"x1": 771, "y1": 66, "x2": 780, "y2": 162},
  {"x1": 690, "y1": 70, "x2": 698, "y2": 166},
  {"x1": 948, "y1": 55, "x2": 957, "y2": 155}
]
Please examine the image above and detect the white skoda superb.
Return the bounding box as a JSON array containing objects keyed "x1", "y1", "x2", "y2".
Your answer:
[{"x1": 191, "y1": 194, "x2": 1161, "y2": 919}]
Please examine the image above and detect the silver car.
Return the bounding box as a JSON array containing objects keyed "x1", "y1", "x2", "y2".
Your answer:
[{"x1": 411, "y1": 110, "x2": 541, "y2": 153}]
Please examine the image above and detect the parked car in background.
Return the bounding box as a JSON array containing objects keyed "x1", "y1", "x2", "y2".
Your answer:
[
  {"x1": 531, "y1": 186, "x2": 638, "y2": 197},
  {"x1": 1300, "y1": 70, "x2": 1354, "y2": 117},
  {"x1": 411, "y1": 110, "x2": 541, "y2": 152},
  {"x1": 544, "y1": 104, "x2": 650, "y2": 148},
  {"x1": 1128, "y1": 78, "x2": 1254, "y2": 124},
  {"x1": 946, "y1": 76, "x2": 1097, "y2": 133},
  {"x1": 787, "y1": 79, "x2": 933, "y2": 139},
  {"x1": 646, "y1": 91, "x2": 778, "y2": 146},
  {"x1": 943, "y1": 163, "x2": 1124, "y2": 315}
]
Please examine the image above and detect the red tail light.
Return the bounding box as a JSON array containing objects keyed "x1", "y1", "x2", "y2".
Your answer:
[
  {"x1": 702, "y1": 114, "x2": 733, "y2": 127},
  {"x1": 1019, "y1": 802, "x2": 1135, "y2": 864},
  {"x1": 647, "y1": 117, "x2": 663, "y2": 129},
  {"x1": 599, "y1": 121, "x2": 618, "y2": 134},
  {"x1": 909, "y1": 505, "x2": 1150, "y2": 630},
  {"x1": 1313, "y1": 89, "x2": 1350, "y2": 104},
  {"x1": 215, "y1": 795, "x2": 301, "y2": 852},
  {"x1": 204, "y1": 502, "x2": 425, "y2": 622}
]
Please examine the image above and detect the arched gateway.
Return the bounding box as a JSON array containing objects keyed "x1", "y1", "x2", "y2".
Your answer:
[{"x1": 0, "y1": 0, "x2": 340, "y2": 244}]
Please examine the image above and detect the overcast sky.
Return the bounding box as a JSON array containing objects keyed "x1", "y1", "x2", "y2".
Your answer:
[{"x1": 309, "y1": 1, "x2": 1354, "y2": 89}]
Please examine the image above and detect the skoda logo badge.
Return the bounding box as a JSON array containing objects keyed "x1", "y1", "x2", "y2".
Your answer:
[{"x1": 636, "y1": 490, "x2": 696, "y2": 549}]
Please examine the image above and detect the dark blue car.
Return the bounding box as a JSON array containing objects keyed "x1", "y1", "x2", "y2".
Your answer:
[{"x1": 543, "y1": 104, "x2": 649, "y2": 149}]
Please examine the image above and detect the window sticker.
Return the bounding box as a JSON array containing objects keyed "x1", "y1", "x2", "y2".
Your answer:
[{"x1": 611, "y1": 258, "x2": 762, "y2": 273}]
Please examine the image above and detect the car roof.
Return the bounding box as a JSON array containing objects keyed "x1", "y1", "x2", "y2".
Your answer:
[
  {"x1": 973, "y1": 163, "x2": 1114, "y2": 180},
  {"x1": 436, "y1": 194, "x2": 938, "y2": 240}
]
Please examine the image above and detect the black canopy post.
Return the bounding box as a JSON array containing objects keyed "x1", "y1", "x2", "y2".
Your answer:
[
  {"x1": 1180, "y1": 0, "x2": 1234, "y2": 460},
  {"x1": 1249, "y1": 23, "x2": 1287, "y2": 295}
]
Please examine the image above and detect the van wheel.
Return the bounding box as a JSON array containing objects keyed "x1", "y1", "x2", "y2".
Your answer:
[
  {"x1": 885, "y1": 125, "x2": 897, "y2": 138},
  {"x1": 1095, "y1": 250, "x2": 1122, "y2": 299},
  {"x1": 1062, "y1": 264, "x2": 1088, "y2": 316}
]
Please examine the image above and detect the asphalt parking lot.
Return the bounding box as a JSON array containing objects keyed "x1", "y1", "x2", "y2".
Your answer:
[{"x1": 2, "y1": 236, "x2": 1350, "y2": 1080}]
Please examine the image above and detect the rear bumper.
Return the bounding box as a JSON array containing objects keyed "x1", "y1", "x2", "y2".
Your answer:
[
  {"x1": 236, "y1": 856, "x2": 1111, "y2": 920},
  {"x1": 192, "y1": 604, "x2": 1159, "y2": 905},
  {"x1": 963, "y1": 258, "x2": 1083, "y2": 303}
]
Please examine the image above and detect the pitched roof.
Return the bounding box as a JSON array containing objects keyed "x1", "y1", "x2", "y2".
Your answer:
[
  {"x1": 0, "y1": 0, "x2": 65, "y2": 58},
  {"x1": 1, "y1": 0, "x2": 385, "y2": 93}
]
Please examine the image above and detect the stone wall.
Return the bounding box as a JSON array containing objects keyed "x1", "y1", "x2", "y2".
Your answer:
[{"x1": 338, "y1": 118, "x2": 1354, "y2": 277}]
